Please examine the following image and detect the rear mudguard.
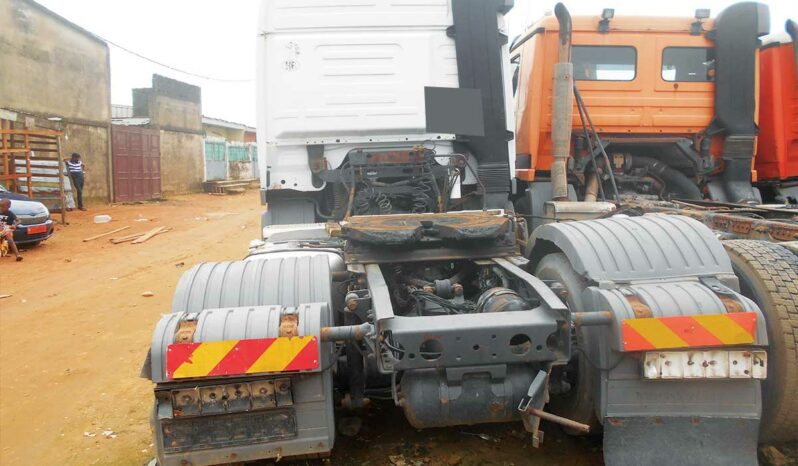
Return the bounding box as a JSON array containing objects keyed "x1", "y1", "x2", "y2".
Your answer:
[{"x1": 530, "y1": 214, "x2": 766, "y2": 465}]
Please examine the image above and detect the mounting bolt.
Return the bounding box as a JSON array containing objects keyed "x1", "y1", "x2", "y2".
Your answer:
[
  {"x1": 346, "y1": 299, "x2": 358, "y2": 311},
  {"x1": 453, "y1": 283, "x2": 464, "y2": 296}
]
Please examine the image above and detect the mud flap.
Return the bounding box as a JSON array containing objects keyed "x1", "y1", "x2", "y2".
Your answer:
[{"x1": 603, "y1": 416, "x2": 759, "y2": 466}]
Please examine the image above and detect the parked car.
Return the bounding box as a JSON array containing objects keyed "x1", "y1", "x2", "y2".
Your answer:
[{"x1": 0, "y1": 184, "x2": 55, "y2": 246}]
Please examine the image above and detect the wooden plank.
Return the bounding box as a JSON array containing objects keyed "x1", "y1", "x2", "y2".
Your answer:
[
  {"x1": 110, "y1": 234, "x2": 144, "y2": 244},
  {"x1": 56, "y1": 135, "x2": 66, "y2": 225},
  {"x1": 0, "y1": 129, "x2": 64, "y2": 136},
  {"x1": 83, "y1": 226, "x2": 130, "y2": 242},
  {"x1": 24, "y1": 134, "x2": 32, "y2": 198},
  {"x1": 111, "y1": 227, "x2": 171, "y2": 244},
  {"x1": 0, "y1": 148, "x2": 31, "y2": 153},
  {"x1": 131, "y1": 226, "x2": 167, "y2": 244}
]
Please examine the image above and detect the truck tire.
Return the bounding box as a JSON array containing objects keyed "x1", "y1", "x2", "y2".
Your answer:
[
  {"x1": 723, "y1": 240, "x2": 798, "y2": 442},
  {"x1": 534, "y1": 252, "x2": 601, "y2": 435}
]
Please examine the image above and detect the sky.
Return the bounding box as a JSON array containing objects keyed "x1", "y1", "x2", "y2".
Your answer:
[{"x1": 35, "y1": 0, "x2": 794, "y2": 128}]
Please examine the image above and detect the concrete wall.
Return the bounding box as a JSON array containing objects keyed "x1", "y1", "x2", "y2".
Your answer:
[
  {"x1": 136, "y1": 75, "x2": 202, "y2": 132},
  {"x1": 0, "y1": 0, "x2": 112, "y2": 203},
  {"x1": 159, "y1": 131, "x2": 203, "y2": 194},
  {"x1": 0, "y1": 0, "x2": 110, "y2": 123},
  {"x1": 153, "y1": 95, "x2": 203, "y2": 132},
  {"x1": 133, "y1": 75, "x2": 204, "y2": 196},
  {"x1": 63, "y1": 123, "x2": 110, "y2": 201}
]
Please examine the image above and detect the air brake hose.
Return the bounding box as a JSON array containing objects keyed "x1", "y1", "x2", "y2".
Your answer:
[{"x1": 630, "y1": 156, "x2": 703, "y2": 200}]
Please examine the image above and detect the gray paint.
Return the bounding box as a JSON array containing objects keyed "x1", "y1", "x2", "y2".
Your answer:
[
  {"x1": 170, "y1": 255, "x2": 333, "y2": 314},
  {"x1": 400, "y1": 364, "x2": 537, "y2": 428},
  {"x1": 530, "y1": 214, "x2": 732, "y2": 282},
  {"x1": 603, "y1": 417, "x2": 760, "y2": 466}
]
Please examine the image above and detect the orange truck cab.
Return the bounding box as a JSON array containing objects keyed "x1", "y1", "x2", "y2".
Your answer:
[
  {"x1": 756, "y1": 20, "x2": 798, "y2": 203},
  {"x1": 512, "y1": 3, "x2": 771, "y2": 205}
]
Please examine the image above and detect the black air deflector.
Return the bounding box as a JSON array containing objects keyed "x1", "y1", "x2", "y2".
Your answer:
[{"x1": 425, "y1": 0, "x2": 514, "y2": 207}]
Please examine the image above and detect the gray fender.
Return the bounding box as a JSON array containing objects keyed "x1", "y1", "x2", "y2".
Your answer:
[
  {"x1": 144, "y1": 253, "x2": 337, "y2": 381},
  {"x1": 171, "y1": 254, "x2": 335, "y2": 313},
  {"x1": 528, "y1": 214, "x2": 733, "y2": 283},
  {"x1": 529, "y1": 215, "x2": 766, "y2": 465}
]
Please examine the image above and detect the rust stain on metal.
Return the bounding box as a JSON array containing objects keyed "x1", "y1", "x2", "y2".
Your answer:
[
  {"x1": 573, "y1": 310, "x2": 613, "y2": 326},
  {"x1": 718, "y1": 295, "x2": 745, "y2": 313},
  {"x1": 319, "y1": 327, "x2": 333, "y2": 341},
  {"x1": 626, "y1": 295, "x2": 653, "y2": 319},
  {"x1": 489, "y1": 401, "x2": 504, "y2": 414},
  {"x1": 607, "y1": 417, "x2": 623, "y2": 426},
  {"x1": 174, "y1": 320, "x2": 197, "y2": 344},
  {"x1": 626, "y1": 201, "x2": 798, "y2": 242},
  {"x1": 342, "y1": 210, "x2": 510, "y2": 236},
  {"x1": 279, "y1": 314, "x2": 298, "y2": 338}
]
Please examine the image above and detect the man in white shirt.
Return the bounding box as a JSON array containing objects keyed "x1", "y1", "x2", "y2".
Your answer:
[{"x1": 64, "y1": 153, "x2": 87, "y2": 211}]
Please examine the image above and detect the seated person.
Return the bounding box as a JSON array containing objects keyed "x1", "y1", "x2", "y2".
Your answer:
[{"x1": 0, "y1": 199, "x2": 23, "y2": 262}]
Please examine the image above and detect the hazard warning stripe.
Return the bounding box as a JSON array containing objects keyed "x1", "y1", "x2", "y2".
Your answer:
[
  {"x1": 166, "y1": 336, "x2": 319, "y2": 380},
  {"x1": 621, "y1": 312, "x2": 757, "y2": 351}
]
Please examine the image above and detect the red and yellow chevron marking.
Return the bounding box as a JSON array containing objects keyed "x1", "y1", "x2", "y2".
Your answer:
[
  {"x1": 621, "y1": 312, "x2": 757, "y2": 351},
  {"x1": 166, "y1": 336, "x2": 319, "y2": 380}
]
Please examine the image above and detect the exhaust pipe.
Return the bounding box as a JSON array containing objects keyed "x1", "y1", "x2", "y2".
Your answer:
[
  {"x1": 787, "y1": 20, "x2": 798, "y2": 79},
  {"x1": 550, "y1": 3, "x2": 574, "y2": 201}
]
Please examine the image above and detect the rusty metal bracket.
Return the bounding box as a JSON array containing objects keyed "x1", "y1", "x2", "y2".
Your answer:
[
  {"x1": 173, "y1": 318, "x2": 198, "y2": 344},
  {"x1": 624, "y1": 292, "x2": 653, "y2": 319},
  {"x1": 307, "y1": 144, "x2": 326, "y2": 174},
  {"x1": 699, "y1": 276, "x2": 745, "y2": 313},
  {"x1": 279, "y1": 312, "x2": 299, "y2": 338}
]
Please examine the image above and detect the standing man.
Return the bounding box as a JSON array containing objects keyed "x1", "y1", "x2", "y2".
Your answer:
[
  {"x1": 65, "y1": 153, "x2": 87, "y2": 211},
  {"x1": 0, "y1": 199, "x2": 23, "y2": 261}
]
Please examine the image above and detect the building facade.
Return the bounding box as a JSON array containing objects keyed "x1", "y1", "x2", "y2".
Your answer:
[{"x1": 0, "y1": 0, "x2": 112, "y2": 202}]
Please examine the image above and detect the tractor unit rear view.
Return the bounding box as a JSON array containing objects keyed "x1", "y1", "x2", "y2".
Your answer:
[{"x1": 142, "y1": 1, "x2": 796, "y2": 465}]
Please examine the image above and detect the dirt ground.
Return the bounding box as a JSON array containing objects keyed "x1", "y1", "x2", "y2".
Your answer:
[{"x1": 0, "y1": 190, "x2": 791, "y2": 466}]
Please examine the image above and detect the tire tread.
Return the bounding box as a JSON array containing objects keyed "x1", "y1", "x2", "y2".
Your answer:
[{"x1": 723, "y1": 240, "x2": 798, "y2": 442}]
